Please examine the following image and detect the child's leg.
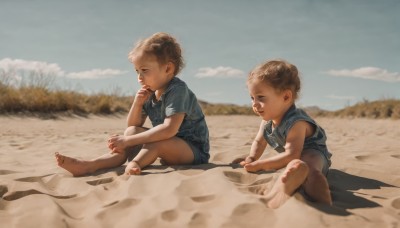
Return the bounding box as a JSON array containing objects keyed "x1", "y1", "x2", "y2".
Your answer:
[
  {"x1": 264, "y1": 159, "x2": 309, "y2": 209},
  {"x1": 125, "y1": 136, "x2": 194, "y2": 175},
  {"x1": 55, "y1": 152, "x2": 127, "y2": 177},
  {"x1": 55, "y1": 126, "x2": 146, "y2": 176},
  {"x1": 300, "y1": 149, "x2": 332, "y2": 205}
]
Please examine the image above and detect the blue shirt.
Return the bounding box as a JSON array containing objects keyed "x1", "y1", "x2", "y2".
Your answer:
[
  {"x1": 263, "y1": 105, "x2": 332, "y2": 166},
  {"x1": 142, "y1": 77, "x2": 210, "y2": 163}
]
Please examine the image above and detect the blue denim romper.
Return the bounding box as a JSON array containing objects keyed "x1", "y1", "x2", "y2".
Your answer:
[
  {"x1": 142, "y1": 77, "x2": 210, "y2": 164},
  {"x1": 263, "y1": 105, "x2": 332, "y2": 174}
]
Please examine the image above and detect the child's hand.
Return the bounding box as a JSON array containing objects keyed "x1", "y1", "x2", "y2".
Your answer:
[
  {"x1": 108, "y1": 135, "x2": 127, "y2": 154},
  {"x1": 134, "y1": 85, "x2": 152, "y2": 106},
  {"x1": 244, "y1": 161, "x2": 261, "y2": 173},
  {"x1": 231, "y1": 157, "x2": 246, "y2": 164},
  {"x1": 239, "y1": 156, "x2": 255, "y2": 166}
]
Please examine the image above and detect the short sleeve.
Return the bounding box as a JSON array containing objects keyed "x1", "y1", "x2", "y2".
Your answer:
[{"x1": 164, "y1": 84, "x2": 192, "y2": 117}]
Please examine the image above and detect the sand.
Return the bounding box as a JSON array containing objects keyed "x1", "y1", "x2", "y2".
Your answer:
[{"x1": 1, "y1": 115, "x2": 400, "y2": 227}]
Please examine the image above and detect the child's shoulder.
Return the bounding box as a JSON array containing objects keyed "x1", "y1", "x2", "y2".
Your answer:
[{"x1": 167, "y1": 77, "x2": 187, "y2": 92}]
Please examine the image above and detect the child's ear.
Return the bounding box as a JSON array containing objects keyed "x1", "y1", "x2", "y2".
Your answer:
[
  {"x1": 283, "y1": 90, "x2": 293, "y2": 102},
  {"x1": 165, "y1": 62, "x2": 175, "y2": 76}
]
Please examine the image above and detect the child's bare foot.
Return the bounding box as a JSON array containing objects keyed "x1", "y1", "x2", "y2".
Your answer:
[
  {"x1": 55, "y1": 152, "x2": 93, "y2": 177},
  {"x1": 264, "y1": 159, "x2": 309, "y2": 209},
  {"x1": 125, "y1": 161, "x2": 141, "y2": 175},
  {"x1": 302, "y1": 170, "x2": 332, "y2": 205}
]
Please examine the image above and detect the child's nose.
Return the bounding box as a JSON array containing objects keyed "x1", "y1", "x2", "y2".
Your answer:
[{"x1": 252, "y1": 100, "x2": 259, "y2": 107}]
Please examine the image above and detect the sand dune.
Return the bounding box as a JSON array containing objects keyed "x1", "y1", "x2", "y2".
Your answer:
[{"x1": 1, "y1": 115, "x2": 400, "y2": 227}]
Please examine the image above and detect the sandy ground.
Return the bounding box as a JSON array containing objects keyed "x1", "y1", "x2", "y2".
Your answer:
[{"x1": 0, "y1": 115, "x2": 399, "y2": 227}]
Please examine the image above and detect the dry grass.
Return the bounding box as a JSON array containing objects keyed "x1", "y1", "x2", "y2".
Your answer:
[
  {"x1": 0, "y1": 84, "x2": 132, "y2": 117},
  {"x1": 0, "y1": 83, "x2": 253, "y2": 117},
  {"x1": 1, "y1": 81, "x2": 398, "y2": 119},
  {"x1": 199, "y1": 101, "x2": 253, "y2": 115},
  {"x1": 313, "y1": 99, "x2": 400, "y2": 119}
]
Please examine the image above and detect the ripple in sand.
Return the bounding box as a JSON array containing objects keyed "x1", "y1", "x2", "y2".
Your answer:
[
  {"x1": 188, "y1": 212, "x2": 209, "y2": 227},
  {"x1": 15, "y1": 174, "x2": 53, "y2": 182},
  {"x1": 0, "y1": 170, "x2": 19, "y2": 175},
  {"x1": 3, "y1": 189, "x2": 77, "y2": 201},
  {"x1": 86, "y1": 177, "x2": 114, "y2": 186},
  {"x1": 223, "y1": 171, "x2": 258, "y2": 185},
  {"x1": 390, "y1": 154, "x2": 400, "y2": 159},
  {"x1": 354, "y1": 155, "x2": 371, "y2": 161},
  {"x1": 0, "y1": 185, "x2": 8, "y2": 197},
  {"x1": 227, "y1": 202, "x2": 272, "y2": 226},
  {"x1": 190, "y1": 194, "x2": 215, "y2": 202}
]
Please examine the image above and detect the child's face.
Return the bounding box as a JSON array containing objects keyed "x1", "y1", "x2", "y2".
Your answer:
[
  {"x1": 132, "y1": 53, "x2": 172, "y2": 92},
  {"x1": 247, "y1": 79, "x2": 289, "y2": 122}
]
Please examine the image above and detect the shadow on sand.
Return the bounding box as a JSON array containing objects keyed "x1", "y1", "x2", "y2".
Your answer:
[{"x1": 307, "y1": 169, "x2": 399, "y2": 215}]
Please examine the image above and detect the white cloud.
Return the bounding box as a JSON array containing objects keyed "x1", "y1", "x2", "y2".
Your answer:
[
  {"x1": 0, "y1": 58, "x2": 128, "y2": 81},
  {"x1": 67, "y1": 69, "x2": 128, "y2": 79},
  {"x1": 326, "y1": 94, "x2": 356, "y2": 100},
  {"x1": 195, "y1": 66, "x2": 244, "y2": 78},
  {"x1": 326, "y1": 67, "x2": 400, "y2": 82},
  {"x1": 0, "y1": 58, "x2": 65, "y2": 76}
]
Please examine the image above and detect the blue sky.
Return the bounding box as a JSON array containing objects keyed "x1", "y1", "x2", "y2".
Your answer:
[{"x1": 1, "y1": 0, "x2": 399, "y2": 110}]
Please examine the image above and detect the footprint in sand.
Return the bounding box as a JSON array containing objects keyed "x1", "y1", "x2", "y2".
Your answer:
[
  {"x1": 86, "y1": 177, "x2": 114, "y2": 186},
  {"x1": 391, "y1": 197, "x2": 400, "y2": 210},
  {"x1": 230, "y1": 202, "x2": 270, "y2": 220},
  {"x1": 161, "y1": 209, "x2": 179, "y2": 222}
]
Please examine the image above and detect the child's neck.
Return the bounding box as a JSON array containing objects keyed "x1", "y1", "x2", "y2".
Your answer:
[
  {"x1": 272, "y1": 103, "x2": 294, "y2": 127},
  {"x1": 155, "y1": 90, "x2": 163, "y2": 101},
  {"x1": 154, "y1": 77, "x2": 175, "y2": 101}
]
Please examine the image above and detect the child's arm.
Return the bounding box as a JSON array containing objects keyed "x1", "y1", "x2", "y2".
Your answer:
[
  {"x1": 244, "y1": 121, "x2": 309, "y2": 172},
  {"x1": 127, "y1": 86, "x2": 151, "y2": 127},
  {"x1": 239, "y1": 121, "x2": 268, "y2": 165},
  {"x1": 109, "y1": 113, "x2": 185, "y2": 153}
]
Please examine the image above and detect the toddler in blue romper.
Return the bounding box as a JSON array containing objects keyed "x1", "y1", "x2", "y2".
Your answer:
[{"x1": 263, "y1": 105, "x2": 332, "y2": 175}]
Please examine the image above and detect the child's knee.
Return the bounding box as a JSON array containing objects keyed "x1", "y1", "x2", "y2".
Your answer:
[
  {"x1": 287, "y1": 159, "x2": 309, "y2": 174},
  {"x1": 287, "y1": 159, "x2": 306, "y2": 168}
]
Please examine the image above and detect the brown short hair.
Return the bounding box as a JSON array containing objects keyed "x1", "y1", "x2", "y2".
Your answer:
[
  {"x1": 248, "y1": 59, "x2": 301, "y2": 100},
  {"x1": 128, "y1": 32, "x2": 184, "y2": 76}
]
